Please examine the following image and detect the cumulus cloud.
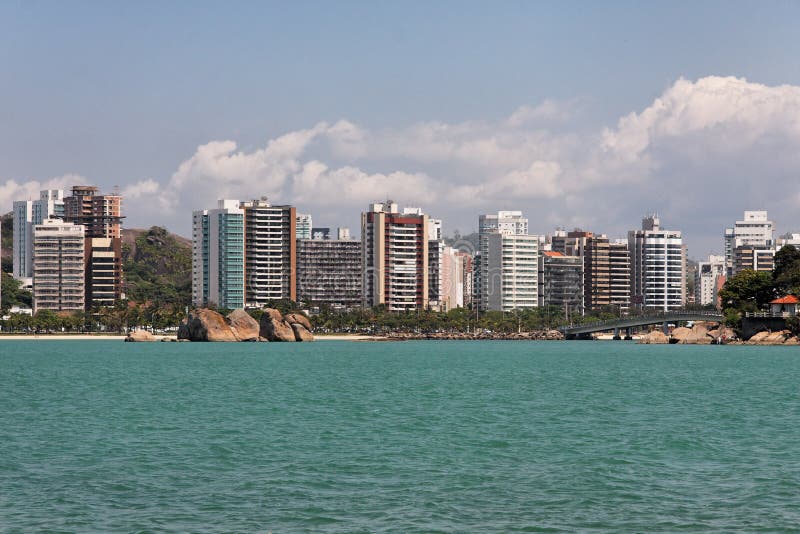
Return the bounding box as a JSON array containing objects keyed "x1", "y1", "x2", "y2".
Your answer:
[
  {"x1": 0, "y1": 174, "x2": 84, "y2": 212},
  {"x1": 6, "y1": 76, "x2": 800, "y2": 255}
]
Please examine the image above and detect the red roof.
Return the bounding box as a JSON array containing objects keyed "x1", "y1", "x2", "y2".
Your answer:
[
  {"x1": 543, "y1": 251, "x2": 564, "y2": 257},
  {"x1": 770, "y1": 295, "x2": 800, "y2": 304}
]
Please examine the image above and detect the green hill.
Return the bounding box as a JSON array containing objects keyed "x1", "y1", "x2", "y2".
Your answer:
[{"x1": 122, "y1": 226, "x2": 192, "y2": 306}]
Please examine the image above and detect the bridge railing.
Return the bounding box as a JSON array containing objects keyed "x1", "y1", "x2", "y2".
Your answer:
[
  {"x1": 745, "y1": 311, "x2": 796, "y2": 318},
  {"x1": 560, "y1": 309, "x2": 724, "y2": 332}
]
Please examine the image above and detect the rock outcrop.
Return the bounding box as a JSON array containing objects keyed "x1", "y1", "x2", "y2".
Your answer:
[
  {"x1": 226, "y1": 309, "x2": 260, "y2": 342},
  {"x1": 125, "y1": 330, "x2": 157, "y2": 342},
  {"x1": 638, "y1": 330, "x2": 670, "y2": 344},
  {"x1": 672, "y1": 324, "x2": 712, "y2": 345},
  {"x1": 258, "y1": 308, "x2": 298, "y2": 342},
  {"x1": 285, "y1": 313, "x2": 313, "y2": 332},
  {"x1": 176, "y1": 307, "x2": 315, "y2": 342},
  {"x1": 291, "y1": 323, "x2": 314, "y2": 342},
  {"x1": 746, "y1": 330, "x2": 793, "y2": 345},
  {"x1": 177, "y1": 308, "x2": 240, "y2": 342}
]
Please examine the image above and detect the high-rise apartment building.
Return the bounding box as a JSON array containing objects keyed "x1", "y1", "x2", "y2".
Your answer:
[
  {"x1": 478, "y1": 211, "x2": 538, "y2": 312},
  {"x1": 455, "y1": 251, "x2": 474, "y2": 307},
  {"x1": 63, "y1": 185, "x2": 124, "y2": 308},
  {"x1": 297, "y1": 237, "x2": 362, "y2": 309},
  {"x1": 551, "y1": 230, "x2": 629, "y2": 314},
  {"x1": 732, "y1": 245, "x2": 775, "y2": 275},
  {"x1": 32, "y1": 219, "x2": 85, "y2": 313},
  {"x1": 428, "y1": 239, "x2": 445, "y2": 309},
  {"x1": 629, "y1": 215, "x2": 686, "y2": 311},
  {"x1": 479, "y1": 211, "x2": 528, "y2": 235},
  {"x1": 64, "y1": 186, "x2": 122, "y2": 239},
  {"x1": 608, "y1": 240, "x2": 631, "y2": 314},
  {"x1": 724, "y1": 211, "x2": 774, "y2": 275},
  {"x1": 361, "y1": 201, "x2": 429, "y2": 311},
  {"x1": 240, "y1": 198, "x2": 296, "y2": 306},
  {"x1": 12, "y1": 189, "x2": 65, "y2": 281},
  {"x1": 538, "y1": 251, "x2": 583, "y2": 317},
  {"x1": 440, "y1": 246, "x2": 465, "y2": 311},
  {"x1": 85, "y1": 238, "x2": 123, "y2": 309},
  {"x1": 696, "y1": 254, "x2": 726, "y2": 307},
  {"x1": 192, "y1": 200, "x2": 245, "y2": 309}
]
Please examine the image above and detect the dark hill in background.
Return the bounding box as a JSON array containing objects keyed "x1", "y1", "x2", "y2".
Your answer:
[{"x1": 122, "y1": 227, "x2": 192, "y2": 306}]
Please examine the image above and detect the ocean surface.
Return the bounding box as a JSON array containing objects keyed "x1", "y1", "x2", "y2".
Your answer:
[{"x1": 2, "y1": 340, "x2": 800, "y2": 532}]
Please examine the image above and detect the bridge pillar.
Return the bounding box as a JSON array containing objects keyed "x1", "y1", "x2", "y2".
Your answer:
[
  {"x1": 613, "y1": 327, "x2": 621, "y2": 340},
  {"x1": 625, "y1": 327, "x2": 633, "y2": 341},
  {"x1": 662, "y1": 322, "x2": 669, "y2": 335}
]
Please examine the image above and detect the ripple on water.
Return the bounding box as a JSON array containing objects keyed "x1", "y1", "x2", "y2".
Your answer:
[{"x1": 2, "y1": 340, "x2": 800, "y2": 531}]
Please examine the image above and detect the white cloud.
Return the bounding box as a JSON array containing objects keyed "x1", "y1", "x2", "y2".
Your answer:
[
  {"x1": 6, "y1": 76, "x2": 800, "y2": 255},
  {"x1": 0, "y1": 174, "x2": 83, "y2": 213}
]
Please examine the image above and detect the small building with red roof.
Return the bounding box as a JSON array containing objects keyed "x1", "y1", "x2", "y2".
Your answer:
[{"x1": 770, "y1": 295, "x2": 799, "y2": 316}]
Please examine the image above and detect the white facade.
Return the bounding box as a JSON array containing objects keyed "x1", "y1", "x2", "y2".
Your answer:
[
  {"x1": 777, "y1": 233, "x2": 800, "y2": 249},
  {"x1": 32, "y1": 219, "x2": 85, "y2": 313},
  {"x1": 478, "y1": 211, "x2": 538, "y2": 311},
  {"x1": 629, "y1": 215, "x2": 686, "y2": 311},
  {"x1": 337, "y1": 227, "x2": 351, "y2": 240},
  {"x1": 479, "y1": 211, "x2": 528, "y2": 236},
  {"x1": 724, "y1": 211, "x2": 774, "y2": 274},
  {"x1": 12, "y1": 189, "x2": 65, "y2": 280},
  {"x1": 428, "y1": 219, "x2": 442, "y2": 241},
  {"x1": 696, "y1": 254, "x2": 726, "y2": 307}
]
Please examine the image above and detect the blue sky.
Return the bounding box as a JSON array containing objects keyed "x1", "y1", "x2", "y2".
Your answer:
[{"x1": 2, "y1": 1, "x2": 800, "y2": 256}]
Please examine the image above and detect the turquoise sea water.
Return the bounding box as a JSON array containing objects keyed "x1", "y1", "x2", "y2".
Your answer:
[{"x1": 2, "y1": 340, "x2": 800, "y2": 532}]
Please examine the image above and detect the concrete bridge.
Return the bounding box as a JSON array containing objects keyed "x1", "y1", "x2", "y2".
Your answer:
[{"x1": 560, "y1": 310, "x2": 725, "y2": 340}]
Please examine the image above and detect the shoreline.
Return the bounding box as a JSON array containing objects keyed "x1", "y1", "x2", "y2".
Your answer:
[{"x1": 0, "y1": 334, "x2": 128, "y2": 340}]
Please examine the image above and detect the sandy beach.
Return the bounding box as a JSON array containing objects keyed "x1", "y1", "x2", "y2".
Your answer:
[
  {"x1": 314, "y1": 334, "x2": 387, "y2": 341},
  {"x1": 0, "y1": 334, "x2": 129, "y2": 341}
]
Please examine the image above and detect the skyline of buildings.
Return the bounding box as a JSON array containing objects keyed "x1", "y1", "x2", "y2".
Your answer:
[{"x1": 6, "y1": 186, "x2": 800, "y2": 316}]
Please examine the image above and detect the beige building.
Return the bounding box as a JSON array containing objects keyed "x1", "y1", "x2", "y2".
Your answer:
[{"x1": 33, "y1": 219, "x2": 85, "y2": 313}]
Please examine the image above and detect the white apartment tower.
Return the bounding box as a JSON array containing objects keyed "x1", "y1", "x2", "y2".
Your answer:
[
  {"x1": 629, "y1": 215, "x2": 686, "y2": 311},
  {"x1": 13, "y1": 189, "x2": 65, "y2": 281},
  {"x1": 479, "y1": 211, "x2": 538, "y2": 312},
  {"x1": 724, "y1": 211, "x2": 774, "y2": 275},
  {"x1": 32, "y1": 219, "x2": 85, "y2": 313},
  {"x1": 361, "y1": 201, "x2": 429, "y2": 311}
]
